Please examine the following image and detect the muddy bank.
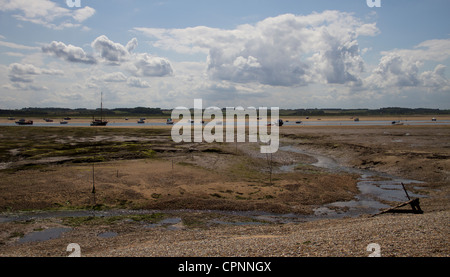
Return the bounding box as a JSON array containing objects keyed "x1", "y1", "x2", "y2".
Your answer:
[{"x1": 0, "y1": 125, "x2": 448, "y2": 257}]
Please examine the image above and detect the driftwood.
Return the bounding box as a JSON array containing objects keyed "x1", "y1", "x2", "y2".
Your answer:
[
  {"x1": 371, "y1": 198, "x2": 423, "y2": 217},
  {"x1": 371, "y1": 182, "x2": 423, "y2": 217}
]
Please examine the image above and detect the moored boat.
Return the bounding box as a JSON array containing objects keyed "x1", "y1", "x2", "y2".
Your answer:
[
  {"x1": 15, "y1": 119, "x2": 33, "y2": 125},
  {"x1": 90, "y1": 92, "x2": 108, "y2": 126},
  {"x1": 391, "y1": 120, "x2": 404, "y2": 125}
]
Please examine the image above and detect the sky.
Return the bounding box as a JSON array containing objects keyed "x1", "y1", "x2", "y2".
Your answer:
[{"x1": 0, "y1": 0, "x2": 449, "y2": 110}]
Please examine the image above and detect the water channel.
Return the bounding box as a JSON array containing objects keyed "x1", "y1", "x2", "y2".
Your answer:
[{"x1": 0, "y1": 144, "x2": 427, "y2": 242}]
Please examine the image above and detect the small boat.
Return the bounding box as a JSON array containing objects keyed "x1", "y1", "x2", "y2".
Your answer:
[
  {"x1": 90, "y1": 92, "x2": 108, "y2": 126},
  {"x1": 60, "y1": 120, "x2": 68, "y2": 124},
  {"x1": 166, "y1": 118, "x2": 174, "y2": 125},
  {"x1": 15, "y1": 119, "x2": 33, "y2": 125},
  {"x1": 391, "y1": 121, "x2": 404, "y2": 125},
  {"x1": 275, "y1": 119, "x2": 284, "y2": 126},
  {"x1": 91, "y1": 119, "x2": 108, "y2": 126}
]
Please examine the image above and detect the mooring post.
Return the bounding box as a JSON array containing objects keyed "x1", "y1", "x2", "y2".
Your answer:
[
  {"x1": 401, "y1": 182, "x2": 411, "y2": 200},
  {"x1": 92, "y1": 163, "x2": 96, "y2": 205}
]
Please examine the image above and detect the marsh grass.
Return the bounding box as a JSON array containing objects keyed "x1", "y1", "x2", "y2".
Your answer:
[
  {"x1": 62, "y1": 212, "x2": 167, "y2": 227},
  {"x1": 0, "y1": 126, "x2": 168, "y2": 170}
]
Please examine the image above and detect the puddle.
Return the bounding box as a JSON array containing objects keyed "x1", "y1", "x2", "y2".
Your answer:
[
  {"x1": 18, "y1": 227, "x2": 71, "y2": 244},
  {"x1": 159, "y1": 217, "x2": 181, "y2": 224},
  {"x1": 279, "y1": 145, "x2": 426, "y2": 218},
  {"x1": 144, "y1": 217, "x2": 184, "y2": 230}
]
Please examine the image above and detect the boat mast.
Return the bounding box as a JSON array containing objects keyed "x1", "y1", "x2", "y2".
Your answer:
[{"x1": 100, "y1": 91, "x2": 103, "y2": 121}]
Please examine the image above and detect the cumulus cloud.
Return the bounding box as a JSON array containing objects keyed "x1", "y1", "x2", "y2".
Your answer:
[
  {"x1": 126, "y1": 38, "x2": 138, "y2": 53},
  {"x1": 0, "y1": 0, "x2": 96, "y2": 30},
  {"x1": 42, "y1": 41, "x2": 96, "y2": 64},
  {"x1": 8, "y1": 63, "x2": 63, "y2": 83},
  {"x1": 127, "y1": 53, "x2": 173, "y2": 77},
  {"x1": 101, "y1": 72, "x2": 128, "y2": 82},
  {"x1": 366, "y1": 39, "x2": 450, "y2": 91},
  {"x1": 126, "y1": 76, "x2": 150, "y2": 88},
  {"x1": 135, "y1": 11, "x2": 379, "y2": 86},
  {"x1": 42, "y1": 36, "x2": 173, "y2": 77},
  {"x1": 91, "y1": 35, "x2": 131, "y2": 64}
]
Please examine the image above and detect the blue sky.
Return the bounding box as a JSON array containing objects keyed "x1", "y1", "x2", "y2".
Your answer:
[{"x1": 0, "y1": 0, "x2": 449, "y2": 109}]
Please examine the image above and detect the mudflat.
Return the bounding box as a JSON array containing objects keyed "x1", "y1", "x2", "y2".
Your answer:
[{"x1": 0, "y1": 124, "x2": 448, "y2": 257}]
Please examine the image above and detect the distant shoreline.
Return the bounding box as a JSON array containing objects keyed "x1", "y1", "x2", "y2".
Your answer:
[{"x1": 1, "y1": 115, "x2": 449, "y2": 124}]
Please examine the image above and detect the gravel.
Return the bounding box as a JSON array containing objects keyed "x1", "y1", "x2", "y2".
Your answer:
[{"x1": 85, "y1": 210, "x2": 449, "y2": 257}]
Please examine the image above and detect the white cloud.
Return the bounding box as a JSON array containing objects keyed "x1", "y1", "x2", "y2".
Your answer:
[
  {"x1": 125, "y1": 53, "x2": 173, "y2": 77},
  {"x1": 126, "y1": 38, "x2": 138, "y2": 53},
  {"x1": 366, "y1": 39, "x2": 450, "y2": 90},
  {"x1": 90, "y1": 36, "x2": 173, "y2": 77},
  {"x1": 126, "y1": 76, "x2": 150, "y2": 88},
  {"x1": 91, "y1": 35, "x2": 131, "y2": 64},
  {"x1": 42, "y1": 41, "x2": 96, "y2": 64},
  {"x1": 135, "y1": 11, "x2": 379, "y2": 86},
  {"x1": 0, "y1": 39, "x2": 40, "y2": 50},
  {"x1": 8, "y1": 62, "x2": 63, "y2": 83},
  {"x1": 72, "y1": 6, "x2": 95, "y2": 22},
  {"x1": 0, "y1": 0, "x2": 96, "y2": 30},
  {"x1": 102, "y1": 72, "x2": 128, "y2": 82}
]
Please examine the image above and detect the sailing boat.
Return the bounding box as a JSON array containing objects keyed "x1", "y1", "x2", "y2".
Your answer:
[{"x1": 91, "y1": 92, "x2": 108, "y2": 126}]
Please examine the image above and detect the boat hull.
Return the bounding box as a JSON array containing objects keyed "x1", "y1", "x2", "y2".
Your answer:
[{"x1": 90, "y1": 120, "x2": 108, "y2": 126}]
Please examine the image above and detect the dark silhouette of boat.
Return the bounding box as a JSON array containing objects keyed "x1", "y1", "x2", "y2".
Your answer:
[
  {"x1": 15, "y1": 119, "x2": 33, "y2": 125},
  {"x1": 91, "y1": 92, "x2": 108, "y2": 126}
]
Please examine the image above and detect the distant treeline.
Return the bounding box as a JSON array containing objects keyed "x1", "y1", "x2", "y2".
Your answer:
[
  {"x1": 0, "y1": 107, "x2": 166, "y2": 117},
  {"x1": 279, "y1": 107, "x2": 450, "y2": 116},
  {"x1": 1, "y1": 107, "x2": 449, "y2": 118}
]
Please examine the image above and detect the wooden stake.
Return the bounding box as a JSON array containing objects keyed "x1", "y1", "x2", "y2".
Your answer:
[
  {"x1": 401, "y1": 182, "x2": 411, "y2": 200},
  {"x1": 92, "y1": 163, "x2": 96, "y2": 205}
]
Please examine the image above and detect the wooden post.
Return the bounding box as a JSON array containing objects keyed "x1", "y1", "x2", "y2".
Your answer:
[
  {"x1": 92, "y1": 163, "x2": 96, "y2": 205},
  {"x1": 371, "y1": 198, "x2": 423, "y2": 217},
  {"x1": 401, "y1": 182, "x2": 411, "y2": 200}
]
